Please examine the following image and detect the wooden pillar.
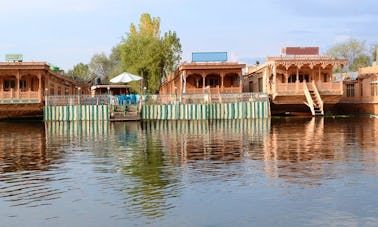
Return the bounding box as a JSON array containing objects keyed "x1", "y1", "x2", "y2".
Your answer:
[
  {"x1": 238, "y1": 72, "x2": 242, "y2": 92},
  {"x1": 272, "y1": 66, "x2": 277, "y2": 94},
  {"x1": 202, "y1": 73, "x2": 206, "y2": 93},
  {"x1": 182, "y1": 71, "x2": 186, "y2": 94},
  {"x1": 38, "y1": 72, "x2": 42, "y2": 101},
  {"x1": 16, "y1": 70, "x2": 20, "y2": 99},
  {"x1": 220, "y1": 72, "x2": 225, "y2": 93},
  {"x1": 0, "y1": 78, "x2": 3, "y2": 98}
]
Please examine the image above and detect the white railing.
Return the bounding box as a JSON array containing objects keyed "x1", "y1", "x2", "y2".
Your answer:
[
  {"x1": 46, "y1": 95, "x2": 111, "y2": 106},
  {"x1": 144, "y1": 92, "x2": 269, "y2": 105}
]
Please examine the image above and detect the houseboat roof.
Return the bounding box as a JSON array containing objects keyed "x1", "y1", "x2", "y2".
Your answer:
[
  {"x1": 179, "y1": 62, "x2": 246, "y2": 71},
  {"x1": 0, "y1": 61, "x2": 50, "y2": 70}
]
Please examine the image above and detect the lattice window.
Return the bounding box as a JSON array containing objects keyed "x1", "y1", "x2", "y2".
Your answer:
[
  {"x1": 346, "y1": 84, "x2": 355, "y2": 97},
  {"x1": 371, "y1": 83, "x2": 378, "y2": 96}
]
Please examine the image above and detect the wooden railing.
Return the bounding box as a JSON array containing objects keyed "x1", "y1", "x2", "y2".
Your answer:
[
  {"x1": 315, "y1": 81, "x2": 343, "y2": 94},
  {"x1": 311, "y1": 81, "x2": 324, "y2": 115},
  {"x1": 19, "y1": 91, "x2": 40, "y2": 99},
  {"x1": 185, "y1": 86, "x2": 242, "y2": 94},
  {"x1": 0, "y1": 90, "x2": 41, "y2": 101},
  {"x1": 275, "y1": 81, "x2": 342, "y2": 95},
  {"x1": 340, "y1": 96, "x2": 378, "y2": 103},
  {"x1": 303, "y1": 83, "x2": 315, "y2": 115},
  {"x1": 145, "y1": 92, "x2": 269, "y2": 105},
  {"x1": 275, "y1": 83, "x2": 305, "y2": 95}
]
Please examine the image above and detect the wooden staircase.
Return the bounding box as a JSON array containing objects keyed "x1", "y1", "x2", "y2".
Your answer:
[
  {"x1": 110, "y1": 104, "x2": 141, "y2": 121},
  {"x1": 304, "y1": 82, "x2": 324, "y2": 116},
  {"x1": 309, "y1": 90, "x2": 323, "y2": 116}
]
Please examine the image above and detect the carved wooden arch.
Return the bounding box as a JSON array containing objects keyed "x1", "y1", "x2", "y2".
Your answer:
[{"x1": 186, "y1": 73, "x2": 202, "y2": 88}]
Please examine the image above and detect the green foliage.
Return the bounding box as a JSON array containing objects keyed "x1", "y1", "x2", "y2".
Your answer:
[
  {"x1": 370, "y1": 43, "x2": 378, "y2": 62},
  {"x1": 65, "y1": 13, "x2": 182, "y2": 93},
  {"x1": 326, "y1": 38, "x2": 371, "y2": 71},
  {"x1": 66, "y1": 63, "x2": 90, "y2": 82},
  {"x1": 352, "y1": 54, "x2": 371, "y2": 71},
  {"x1": 89, "y1": 53, "x2": 112, "y2": 83},
  {"x1": 119, "y1": 13, "x2": 182, "y2": 94}
]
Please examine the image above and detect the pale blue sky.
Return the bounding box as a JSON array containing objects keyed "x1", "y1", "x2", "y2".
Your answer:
[{"x1": 1, "y1": 0, "x2": 377, "y2": 70}]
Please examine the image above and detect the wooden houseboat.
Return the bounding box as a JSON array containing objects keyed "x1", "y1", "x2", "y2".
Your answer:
[
  {"x1": 339, "y1": 49, "x2": 378, "y2": 115},
  {"x1": 243, "y1": 47, "x2": 348, "y2": 116},
  {"x1": 0, "y1": 62, "x2": 88, "y2": 119},
  {"x1": 160, "y1": 52, "x2": 246, "y2": 95}
]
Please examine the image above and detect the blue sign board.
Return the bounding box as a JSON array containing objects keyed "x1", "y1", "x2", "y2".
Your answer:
[{"x1": 192, "y1": 52, "x2": 227, "y2": 62}]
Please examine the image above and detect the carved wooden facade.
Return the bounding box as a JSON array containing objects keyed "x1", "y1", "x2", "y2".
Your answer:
[
  {"x1": 243, "y1": 51, "x2": 348, "y2": 115},
  {"x1": 0, "y1": 62, "x2": 88, "y2": 118},
  {"x1": 160, "y1": 62, "x2": 246, "y2": 95},
  {"x1": 340, "y1": 64, "x2": 378, "y2": 114}
]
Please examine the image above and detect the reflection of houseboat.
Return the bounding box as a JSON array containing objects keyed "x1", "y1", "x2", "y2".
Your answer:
[
  {"x1": 243, "y1": 47, "x2": 348, "y2": 116},
  {"x1": 0, "y1": 62, "x2": 88, "y2": 119}
]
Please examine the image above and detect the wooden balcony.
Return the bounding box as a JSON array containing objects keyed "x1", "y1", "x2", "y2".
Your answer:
[
  {"x1": 274, "y1": 82, "x2": 343, "y2": 96},
  {"x1": 185, "y1": 86, "x2": 242, "y2": 94},
  {"x1": 0, "y1": 90, "x2": 42, "y2": 104}
]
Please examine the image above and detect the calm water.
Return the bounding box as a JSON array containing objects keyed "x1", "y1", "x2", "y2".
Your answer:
[{"x1": 0, "y1": 117, "x2": 378, "y2": 226}]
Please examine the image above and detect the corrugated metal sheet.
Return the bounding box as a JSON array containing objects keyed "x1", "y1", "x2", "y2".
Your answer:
[{"x1": 192, "y1": 52, "x2": 228, "y2": 62}]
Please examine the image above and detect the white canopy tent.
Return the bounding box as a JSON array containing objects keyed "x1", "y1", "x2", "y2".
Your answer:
[{"x1": 110, "y1": 72, "x2": 142, "y2": 83}]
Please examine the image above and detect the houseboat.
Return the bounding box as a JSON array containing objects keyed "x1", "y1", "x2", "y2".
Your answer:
[
  {"x1": 338, "y1": 48, "x2": 378, "y2": 115},
  {"x1": 0, "y1": 61, "x2": 88, "y2": 119},
  {"x1": 160, "y1": 52, "x2": 246, "y2": 96},
  {"x1": 243, "y1": 47, "x2": 348, "y2": 116}
]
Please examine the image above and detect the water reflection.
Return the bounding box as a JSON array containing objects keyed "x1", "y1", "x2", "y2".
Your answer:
[
  {"x1": 0, "y1": 121, "x2": 65, "y2": 207},
  {"x1": 141, "y1": 119, "x2": 270, "y2": 162},
  {"x1": 1, "y1": 117, "x2": 378, "y2": 226},
  {"x1": 265, "y1": 117, "x2": 378, "y2": 186}
]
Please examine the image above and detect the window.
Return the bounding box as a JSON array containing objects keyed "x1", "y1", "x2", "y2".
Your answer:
[
  {"x1": 198, "y1": 80, "x2": 203, "y2": 88},
  {"x1": 304, "y1": 74, "x2": 309, "y2": 82},
  {"x1": 299, "y1": 74, "x2": 304, "y2": 82},
  {"x1": 258, "y1": 78, "x2": 263, "y2": 92},
  {"x1": 371, "y1": 83, "x2": 378, "y2": 96},
  {"x1": 249, "y1": 81, "x2": 253, "y2": 92},
  {"x1": 346, "y1": 84, "x2": 355, "y2": 97},
  {"x1": 20, "y1": 80, "x2": 27, "y2": 90},
  {"x1": 323, "y1": 73, "x2": 328, "y2": 82},
  {"x1": 209, "y1": 79, "x2": 219, "y2": 87},
  {"x1": 288, "y1": 74, "x2": 296, "y2": 83},
  {"x1": 4, "y1": 80, "x2": 16, "y2": 91}
]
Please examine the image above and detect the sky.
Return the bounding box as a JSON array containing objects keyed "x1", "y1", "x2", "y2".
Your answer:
[{"x1": 0, "y1": 0, "x2": 377, "y2": 71}]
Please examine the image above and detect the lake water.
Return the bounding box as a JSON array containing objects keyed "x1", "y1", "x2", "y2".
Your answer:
[{"x1": 0, "y1": 117, "x2": 378, "y2": 226}]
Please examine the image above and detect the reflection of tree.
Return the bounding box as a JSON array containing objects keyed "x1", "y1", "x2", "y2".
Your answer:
[{"x1": 118, "y1": 122, "x2": 180, "y2": 218}]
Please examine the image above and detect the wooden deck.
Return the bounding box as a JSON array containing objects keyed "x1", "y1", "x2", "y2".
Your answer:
[{"x1": 110, "y1": 105, "x2": 141, "y2": 122}]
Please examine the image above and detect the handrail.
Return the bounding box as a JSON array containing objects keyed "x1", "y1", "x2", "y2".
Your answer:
[
  {"x1": 303, "y1": 82, "x2": 315, "y2": 115},
  {"x1": 311, "y1": 81, "x2": 324, "y2": 115}
]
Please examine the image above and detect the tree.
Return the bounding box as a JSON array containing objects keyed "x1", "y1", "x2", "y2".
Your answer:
[
  {"x1": 352, "y1": 54, "x2": 371, "y2": 71},
  {"x1": 326, "y1": 38, "x2": 371, "y2": 71},
  {"x1": 119, "y1": 13, "x2": 182, "y2": 93},
  {"x1": 370, "y1": 43, "x2": 378, "y2": 62},
  {"x1": 89, "y1": 53, "x2": 112, "y2": 83},
  {"x1": 66, "y1": 63, "x2": 90, "y2": 82}
]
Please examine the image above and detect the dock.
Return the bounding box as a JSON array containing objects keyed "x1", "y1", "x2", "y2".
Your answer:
[{"x1": 44, "y1": 93, "x2": 270, "y2": 121}]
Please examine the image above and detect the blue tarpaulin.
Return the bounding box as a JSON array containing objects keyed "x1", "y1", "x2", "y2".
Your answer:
[{"x1": 192, "y1": 52, "x2": 228, "y2": 62}]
